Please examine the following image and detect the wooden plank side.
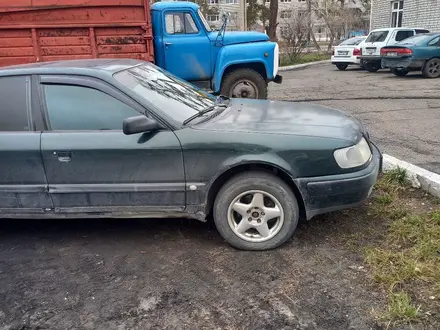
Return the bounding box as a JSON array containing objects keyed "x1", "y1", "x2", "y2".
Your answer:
[
  {"x1": 41, "y1": 54, "x2": 94, "y2": 62},
  {"x1": 0, "y1": 7, "x2": 146, "y2": 25},
  {"x1": 0, "y1": 37, "x2": 33, "y2": 48},
  {"x1": 96, "y1": 36, "x2": 145, "y2": 45},
  {"x1": 0, "y1": 47, "x2": 34, "y2": 57},
  {"x1": 40, "y1": 46, "x2": 92, "y2": 56},
  {"x1": 0, "y1": 0, "x2": 146, "y2": 12},
  {"x1": 39, "y1": 36, "x2": 91, "y2": 46},
  {"x1": 0, "y1": 29, "x2": 31, "y2": 38},
  {"x1": 95, "y1": 27, "x2": 144, "y2": 36},
  {"x1": 0, "y1": 56, "x2": 35, "y2": 67},
  {"x1": 98, "y1": 44, "x2": 146, "y2": 54},
  {"x1": 38, "y1": 28, "x2": 89, "y2": 37}
]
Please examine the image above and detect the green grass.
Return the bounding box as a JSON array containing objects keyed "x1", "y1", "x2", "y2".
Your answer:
[
  {"x1": 381, "y1": 292, "x2": 421, "y2": 322},
  {"x1": 280, "y1": 53, "x2": 330, "y2": 67},
  {"x1": 363, "y1": 173, "x2": 440, "y2": 325}
]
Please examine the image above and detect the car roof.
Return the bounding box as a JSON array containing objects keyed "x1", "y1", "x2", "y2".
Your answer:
[
  {"x1": 151, "y1": 1, "x2": 199, "y2": 11},
  {"x1": 370, "y1": 27, "x2": 428, "y2": 32},
  {"x1": 0, "y1": 59, "x2": 144, "y2": 78}
]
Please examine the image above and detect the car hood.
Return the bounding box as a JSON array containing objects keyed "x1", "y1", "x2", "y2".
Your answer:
[
  {"x1": 208, "y1": 31, "x2": 269, "y2": 45},
  {"x1": 195, "y1": 99, "x2": 364, "y2": 143}
]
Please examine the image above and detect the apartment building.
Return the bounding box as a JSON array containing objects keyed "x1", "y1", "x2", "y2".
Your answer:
[{"x1": 371, "y1": 0, "x2": 440, "y2": 30}]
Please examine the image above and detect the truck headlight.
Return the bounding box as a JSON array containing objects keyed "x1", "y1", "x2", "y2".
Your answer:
[
  {"x1": 333, "y1": 137, "x2": 372, "y2": 168},
  {"x1": 273, "y1": 43, "x2": 279, "y2": 77}
]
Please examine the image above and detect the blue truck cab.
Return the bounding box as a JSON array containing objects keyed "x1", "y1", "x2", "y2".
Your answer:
[{"x1": 151, "y1": 2, "x2": 282, "y2": 99}]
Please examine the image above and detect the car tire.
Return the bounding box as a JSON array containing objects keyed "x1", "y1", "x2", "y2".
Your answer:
[
  {"x1": 422, "y1": 58, "x2": 440, "y2": 78},
  {"x1": 220, "y1": 68, "x2": 267, "y2": 99},
  {"x1": 391, "y1": 68, "x2": 409, "y2": 77},
  {"x1": 213, "y1": 172, "x2": 299, "y2": 251},
  {"x1": 364, "y1": 62, "x2": 380, "y2": 72},
  {"x1": 336, "y1": 64, "x2": 348, "y2": 71}
]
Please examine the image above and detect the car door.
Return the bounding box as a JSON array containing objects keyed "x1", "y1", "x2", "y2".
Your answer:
[
  {"x1": 0, "y1": 75, "x2": 52, "y2": 213},
  {"x1": 38, "y1": 75, "x2": 185, "y2": 214},
  {"x1": 421, "y1": 36, "x2": 440, "y2": 59},
  {"x1": 162, "y1": 11, "x2": 211, "y2": 81}
]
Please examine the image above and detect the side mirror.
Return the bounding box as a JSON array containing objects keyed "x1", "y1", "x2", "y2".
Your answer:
[{"x1": 123, "y1": 115, "x2": 160, "y2": 135}]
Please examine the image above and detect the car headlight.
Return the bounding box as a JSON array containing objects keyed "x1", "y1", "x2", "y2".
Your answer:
[
  {"x1": 273, "y1": 43, "x2": 279, "y2": 77},
  {"x1": 333, "y1": 137, "x2": 372, "y2": 168}
]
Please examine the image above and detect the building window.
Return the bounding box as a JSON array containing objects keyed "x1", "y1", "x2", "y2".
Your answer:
[
  {"x1": 280, "y1": 10, "x2": 292, "y2": 19},
  {"x1": 391, "y1": 0, "x2": 403, "y2": 27},
  {"x1": 208, "y1": 0, "x2": 218, "y2": 3},
  {"x1": 298, "y1": 10, "x2": 307, "y2": 18},
  {"x1": 228, "y1": 12, "x2": 238, "y2": 24},
  {"x1": 280, "y1": 0, "x2": 292, "y2": 2},
  {"x1": 207, "y1": 14, "x2": 219, "y2": 22},
  {"x1": 225, "y1": 0, "x2": 239, "y2": 4}
]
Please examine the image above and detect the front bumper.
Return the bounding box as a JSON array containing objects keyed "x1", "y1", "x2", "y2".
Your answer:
[
  {"x1": 272, "y1": 74, "x2": 283, "y2": 84},
  {"x1": 295, "y1": 142, "x2": 382, "y2": 220}
]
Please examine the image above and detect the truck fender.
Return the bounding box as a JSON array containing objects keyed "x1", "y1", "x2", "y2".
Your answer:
[{"x1": 212, "y1": 42, "x2": 277, "y2": 93}]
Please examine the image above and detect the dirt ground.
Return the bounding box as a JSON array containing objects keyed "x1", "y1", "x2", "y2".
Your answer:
[{"x1": 1, "y1": 208, "x2": 387, "y2": 330}]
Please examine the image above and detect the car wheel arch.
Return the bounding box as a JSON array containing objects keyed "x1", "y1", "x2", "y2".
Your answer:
[{"x1": 204, "y1": 162, "x2": 306, "y2": 221}]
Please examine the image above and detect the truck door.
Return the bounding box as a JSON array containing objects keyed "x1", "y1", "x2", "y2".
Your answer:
[{"x1": 162, "y1": 11, "x2": 211, "y2": 81}]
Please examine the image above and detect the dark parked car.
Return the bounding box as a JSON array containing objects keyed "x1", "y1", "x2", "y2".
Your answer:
[
  {"x1": 0, "y1": 59, "x2": 381, "y2": 250},
  {"x1": 381, "y1": 32, "x2": 440, "y2": 78}
]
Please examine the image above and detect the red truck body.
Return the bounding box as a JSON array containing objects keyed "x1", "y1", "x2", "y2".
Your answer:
[{"x1": 0, "y1": 0, "x2": 154, "y2": 67}]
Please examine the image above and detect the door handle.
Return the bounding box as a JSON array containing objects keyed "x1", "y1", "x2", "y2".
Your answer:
[
  {"x1": 53, "y1": 151, "x2": 72, "y2": 163},
  {"x1": 165, "y1": 42, "x2": 173, "y2": 46}
]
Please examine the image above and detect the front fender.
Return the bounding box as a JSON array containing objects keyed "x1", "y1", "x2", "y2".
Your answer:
[{"x1": 212, "y1": 42, "x2": 277, "y2": 92}]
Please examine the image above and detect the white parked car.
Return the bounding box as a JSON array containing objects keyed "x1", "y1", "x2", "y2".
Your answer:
[
  {"x1": 331, "y1": 36, "x2": 367, "y2": 71},
  {"x1": 360, "y1": 27, "x2": 429, "y2": 72}
]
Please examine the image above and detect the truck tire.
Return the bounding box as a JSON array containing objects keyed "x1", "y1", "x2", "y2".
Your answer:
[
  {"x1": 213, "y1": 171, "x2": 299, "y2": 251},
  {"x1": 422, "y1": 58, "x2": 440, "y2": 78},
  {"x1": 391, "y1": 68, "x2": 409, "y2": 77},
  {"x1": 220, "y1": 68, "x2": 267, "y2": 99},
  {"x1": 364, "y1": 61, "x2": 381, "y2": 72}
]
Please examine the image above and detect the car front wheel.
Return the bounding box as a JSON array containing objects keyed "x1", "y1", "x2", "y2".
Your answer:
[
  {"x1": 391, "y1": 68, "x2": 409, "y2": 77},
  {"x1": 213, "y1": 172, "x2": 299, "y2": 250},
  {"x1": 336, "y1": 64, "x2": 348, "y2": 71}
]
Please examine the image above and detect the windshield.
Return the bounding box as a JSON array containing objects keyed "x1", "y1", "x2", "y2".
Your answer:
[
  {"x1": 114, "y1": 63, "x2": 215, "y2": 123},
  {"x1": 365, "y1": 31, "x2": 389, "y2": 43},
  {"x1": 198, "y1": 9, "x2": 212, "y2": 32},
  {"x1": 339, "y1": 37, "x2": 365, "y2": 46},
  {"x1": 397, "y1": 34, "x2": 431, "y2": 45}
]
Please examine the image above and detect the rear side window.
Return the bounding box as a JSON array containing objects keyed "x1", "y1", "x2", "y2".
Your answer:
[
  {"x1": 415, "y1": 29, "x2": 430, "y2": 34},
  {"x1": 428, "y1": 36, "x2": 440, "y2": 46},
  {"x1": 0, "y1": 76, "x2": 30, "y2": 131},
  {"x1": 43, "y1": 85, "x2": 141, "y2": 131},
  {"x1": 395, "y1": 30, "x2": 414, "y2": 42},
  {"x1": 366, "y1": 31, "x2": 389, "y2": 42}
]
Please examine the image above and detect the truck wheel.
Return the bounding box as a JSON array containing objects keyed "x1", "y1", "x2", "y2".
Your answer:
[
  {"x1": 336, "y1": 64, "x2": 348, "y2": 71},
  {"x1": 364, "y1": 62, "x2": 380, "y2": 72},
  {"x1": 221, "y1": 69, "x2": 267, "y2": 99},
  {"x1": 422, "y1": 58, "x2": 440, "y2": 78},
  {"x1": 391, "y1": 68, "x2": 409, "y2": 77},
  {"x1": 213, "y1": 172, "x2": 299, "y2": 251}
]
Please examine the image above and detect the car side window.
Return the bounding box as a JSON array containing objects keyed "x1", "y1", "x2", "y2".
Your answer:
[
  {"x1": 0, "y1": 76, "x2": 30, "y2": 131},
  {"x1": 43, "y1": 84, "x2": 141, "y2": 131},
  {"x1": 165, "y1": 13, "x2": 199, "y2": 34},
  {"x1": 428, "y1": 36, "x2": 440, "y2": 46},
  {"x1": 395, "y1": 31, "x2": 413, "y2": 42}
]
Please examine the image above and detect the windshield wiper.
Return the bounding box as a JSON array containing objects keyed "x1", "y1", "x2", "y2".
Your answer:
[{"x1": 183, "y1": 96, "x2": 230, "y2": 125}]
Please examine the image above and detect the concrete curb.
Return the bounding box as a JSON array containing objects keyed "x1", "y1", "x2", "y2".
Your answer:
[
  {"x1": 382, "y1": 154, "x2": 440, "y2": 198},
  {"x1": 279, "y1": 60, "x2": 331, "y2": 72}
]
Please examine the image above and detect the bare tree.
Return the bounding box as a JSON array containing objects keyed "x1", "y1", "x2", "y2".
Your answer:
[
  {"x1": 267, "y1": 0, "x2": 278, "y2": 41},
  {"x1": 280, "y1": 13, "x2": 310, "y2": 61}
]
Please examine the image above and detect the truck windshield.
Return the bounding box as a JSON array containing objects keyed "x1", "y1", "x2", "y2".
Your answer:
[
  {"x1": 198, "y1": 10, "x2": 212, "y2": 32},
  {"x1": 365, "y1": 31, "x2": 388, "y2": 43},
  {"x1": 114, "y1": 63, "x2": 215, "y2": 123}
]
